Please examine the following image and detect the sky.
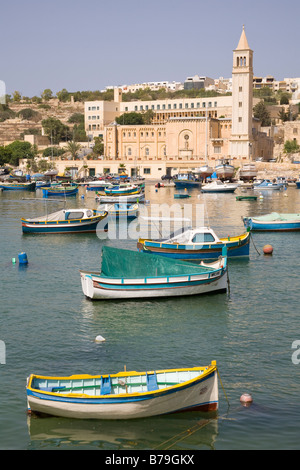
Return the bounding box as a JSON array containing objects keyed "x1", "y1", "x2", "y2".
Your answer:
[{"x1": 1, "y1": 0, "x2": 300, "y2": 98}]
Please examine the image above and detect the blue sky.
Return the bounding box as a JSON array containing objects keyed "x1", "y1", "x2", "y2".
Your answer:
[{"x1": 1, "y1": 0, "x2": 300, "y2": 97}]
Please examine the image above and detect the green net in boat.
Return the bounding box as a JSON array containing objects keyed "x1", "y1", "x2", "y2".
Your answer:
[{"x1": 100, "y1": 246, "x2": 213, "y2": 278}]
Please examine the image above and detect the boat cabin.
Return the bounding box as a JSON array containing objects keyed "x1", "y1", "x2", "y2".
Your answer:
[{"x1": 161, "y1": 226, "x2": 220, "y2": 245}]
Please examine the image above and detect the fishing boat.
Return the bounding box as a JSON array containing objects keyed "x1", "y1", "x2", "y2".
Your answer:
[
  {"x1": 80, "y1": 246, "x2": 228, "y2": 300},
  {"x1": 0, "y1": 181, "x2": 36, "y2": 191},
  {"x1": 42, "y1": 185, "x2": 78, "y2": 197},
  {"x1": 173, "y1": 173, "x2": 202, "y2": 189},
  {"x1": 138, "y1": 225, "x2": 250, "y2": 260},
  {"x1": 21, "y1": 208, "x2": 108, "y2": 234},
  {"x1": 104, "y1": 183, "x2": 140, "y2": 195},
  {"x1": 97, "y1": 203, "x2": 139, "y2": 219},
  {"x1": 253, "y1": 179, "x2": 283, "y2": 191},
  {"x1": 26, "y1": 361, "x2": 218, "y2": 419},
  {"x1": 215, "y1": 158, "x2": 235, "y2": 180},
  {"x1": 85, "y1": 181, "x2": 114, "y2": 191},
  {"x1": 243, "y1": 212, "x2": 300, "y2": 231},
  {"x1": 239, "y1": 163, "x2": 257, "y2": 181},
  {"x1": 201, "y1": 180, "x2": 239, "y2": 193},
  {"x1": 174, "y1": 193, "x2": 191, "y2": 199},
  {"x1": 95, "y1": 192, "x2": 145, "y2": 203},
  {"x1": 195, "y1": 165, "x2": 214, "y2": 180},
  {"x1": 236, "y1": 195, "x2": 257, "y2": 201},
  {"x1": 35, "y1": 180, "x2": 50, "y2": 188}
]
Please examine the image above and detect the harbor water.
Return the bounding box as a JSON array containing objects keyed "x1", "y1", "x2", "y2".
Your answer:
[{"x1": 0, "y1": 183, "x2": 300, "y2": 450}]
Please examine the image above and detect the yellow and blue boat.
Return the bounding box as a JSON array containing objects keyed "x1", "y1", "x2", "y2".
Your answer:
[
  {"x1": 0, "y1": 181, "x2": 36, "y2": 191},
  {"x1": 137, "y1": 226, "x2": 250, "y2": 260},
  {"x1": 26, "y1": 361, "x2": 218, "y2": 419},
  {"x1": 42, "y1": 185, "x2": 78, "y2": 197},
  {"x1": 21, "y1": 208, "x2": 108, "y2": 234}
]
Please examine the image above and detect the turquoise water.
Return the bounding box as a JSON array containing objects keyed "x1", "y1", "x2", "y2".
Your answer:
[{"x1": 0, "y1": 184, "x2": 300, "y2": 450}]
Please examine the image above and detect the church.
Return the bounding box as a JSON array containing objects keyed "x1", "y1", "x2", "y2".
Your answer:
[{"x1": 84, "y1": 27, "x2": 273, "y2": 179}]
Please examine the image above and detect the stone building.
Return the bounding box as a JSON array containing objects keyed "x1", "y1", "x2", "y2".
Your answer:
[{"x1": 79, "y1": 27, "x2": 274, "y2": 178}]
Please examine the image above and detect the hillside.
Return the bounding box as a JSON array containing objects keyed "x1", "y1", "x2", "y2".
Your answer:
[{"x1": 0, "y1": 98, "x2": 84, "y2": 145}]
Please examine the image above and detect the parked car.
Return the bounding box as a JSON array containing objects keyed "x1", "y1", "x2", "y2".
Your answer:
[{"x1": 161, "y1": 174, "x2": 173, "y2": 181}]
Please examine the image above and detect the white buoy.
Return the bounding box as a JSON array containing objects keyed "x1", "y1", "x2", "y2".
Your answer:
[
  {"x1": 95, "y1": 335, "x2": 106, "y2": 343},
  {"x1": 240, "y1": 393, "x2": 253, "y2": 406}
]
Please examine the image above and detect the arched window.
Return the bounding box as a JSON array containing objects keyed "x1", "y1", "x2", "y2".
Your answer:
[
  {"x1": 145, "y1": 147, "x2": 149, "y2": 156},
  {"x1": 243, "y1": 56, "x2": 246, "y2": 66},
  {"x1": 128, "y1": 147, "x2": 132, "y2": 156}
]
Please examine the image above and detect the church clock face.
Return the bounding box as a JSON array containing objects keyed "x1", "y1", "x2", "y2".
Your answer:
[{"x1": 184, "y1": 134, "x2": 189, "y2": 140}]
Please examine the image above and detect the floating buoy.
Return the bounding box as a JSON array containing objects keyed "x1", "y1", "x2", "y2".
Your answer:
[
  {"x1": 18, "y1": 252, "x2": 28, "y2": 265},
  {"x1": 12, "y1": 257, "x2": 16, "y2": 264},
  {"x1": 95, "y1": 335, "x2": 106, "y2": 343},
  {"x1": 240, "y1": 393, "x2": 253, "y2": 406},
  {"x1": 263, "y1": 244, "x2": 273, "y2": 255}
]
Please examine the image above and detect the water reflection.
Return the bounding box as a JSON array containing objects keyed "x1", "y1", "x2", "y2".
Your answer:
[{"x1": 28, "y1": 412, "x2": 219, "y2": 450}]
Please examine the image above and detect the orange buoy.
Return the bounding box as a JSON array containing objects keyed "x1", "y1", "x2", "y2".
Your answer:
[
  {"x1": 263, "y1": 244, "x2": 273, "y2": 255},
  {"x1": 240, "y1": 393, "x2": 253, "y2": 406}
]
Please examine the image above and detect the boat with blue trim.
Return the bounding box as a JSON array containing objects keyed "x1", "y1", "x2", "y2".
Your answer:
[
  {"x1": 0, "y1": 181, "x2": 36, "y2": 191},
  {"x1": 42, "y1": 185, "x2": 78, "y2": 197},
  {"x1": 243, "y1": 212, "x2": 300, "y2": 231},
  {"x1": 104, "y1": 183, "x2": 140, "y2": 195},
  {"x1": 253, "y1": 179, "x2": 283, "y2": 190},
  {"x1": 137, "y1": 226, "x2": 250, "y2": 260},
  {"x1": 21, "y1": 208, "x2": 108, "y2": 234},
  {"x1": 26, "y1": 361, "x2": 218, "y2": 419},
  {"x1": 173, "y1": 173, "x2": 202, "y2": 189},
  {"x1": 80, "y1": 246, "x2": 228, "y2": 300}
]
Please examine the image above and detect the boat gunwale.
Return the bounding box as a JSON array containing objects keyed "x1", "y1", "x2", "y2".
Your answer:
[
  {"x1": 21, "y1": 212, "x2": 107, "y2": 225},
  {"x1": 139, "y1": 232, "x2": 249, "y2": 250},
  {"x1": 27, "y1": 363, "x2": 217, "y2": 400}
]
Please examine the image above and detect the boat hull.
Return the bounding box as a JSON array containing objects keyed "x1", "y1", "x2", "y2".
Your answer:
[
  {"x1": 22, "y1": 219, "x2": 105, "y2": 234},
  {"x1": 26, "y1": 366, "x2": 218, "y2": 419},
  {"x1": 215, "y1": 165, "x2": 234, "y2": 180},
  {"x1": 296, "y1": 182, "x2": 300, "y2": 189},
  {"x1": 80, "y1": 267, "x2": 227, "y2": 300},
  {"x1": 243, "y1": 217, "x2": 300, "y2": 231},
  {"x1": 42, "y1": 187, "x2": 78, "y2": 197},
  {"x1": 0, "y1": 182, "x2": 36, "y2": 191},
  {"x1": 96, "y1": 193, "x2": 145, "y2": 203},
  {"x1": 201, "y1": 186, "x2": 237, "y2": 193}
]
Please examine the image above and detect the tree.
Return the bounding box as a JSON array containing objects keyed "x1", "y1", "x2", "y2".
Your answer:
[
  {"x1": 56, "y1": 88, "x2": 70, "y2": 102},
  {"x1": 0, "y1": 146, "x2": 12, "y2": 166},
  {"x1": 12, "y1": 91, "x2": 22, "y2": 102},
  {"x1": 5, "y1": 140, "x2": 35, "y2": 166},
  {"x1": 284, "y1": 140, "x2": 300, "y2": 154},
  {"x1": 41, "y1": 89, "x2": 53, "y2": 101},
  {"x1": 17, "y1": 108, "x2": 40, "y2": 120},
  {"x1": 92, "y1": 136, "x2": 104, "y2": 156},
  {"x1": 42, "y1": 117, "x2": 72, "y2": 144},
  {"x1": 280, "y1": 93, "x2": 289, "y2": 105},
  {"x1": 115, "y1": 112, "x2": 144, "y2": 125},
  {"x1": 253, "y1": 100, "x2": 271, "y2": 126},
  {"x1": 68, "y1": 113, "x2": 84, "y2": 124},
  {"x1": 278, "y1": 107, "x2": 289, "y2": 123},
  {"x1": 65, "y1": 140, "x2": 81, "y2": 160}
]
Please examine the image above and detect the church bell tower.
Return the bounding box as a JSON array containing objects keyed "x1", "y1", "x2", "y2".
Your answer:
[{"x1": 230, "y1": 26, "x2": 254, "y2": 159}]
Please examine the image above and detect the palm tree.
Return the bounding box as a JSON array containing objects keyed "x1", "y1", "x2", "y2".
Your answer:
[{"x1": 66, "y1": 141, "x2": 81, "y2": 160}]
